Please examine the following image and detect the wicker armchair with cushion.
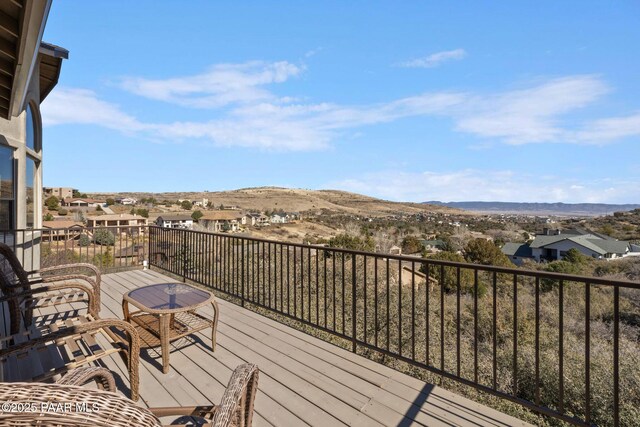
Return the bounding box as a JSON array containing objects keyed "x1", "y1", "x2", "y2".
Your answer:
[
  {"x1": 0, "y1": 242, "x2": 101, "y2": 335},
  {"x1": 0, "y1": 363, "x2": 259, "y2": 427}
]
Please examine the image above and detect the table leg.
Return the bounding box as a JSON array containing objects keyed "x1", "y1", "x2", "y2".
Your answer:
[
  {"x1": 159, "y1": 313, "x2": 170, "y2": 374},
  {"x1": 122, "y1": 300, "x2": 130, "y2": 322},
  {"x1": 211, "y1": 299, "x2": 219, "y2": 352}
]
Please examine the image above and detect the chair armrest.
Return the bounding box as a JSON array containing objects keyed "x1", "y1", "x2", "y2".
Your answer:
[
  {"x1": 57, "y1": 366, "x2": 117, "y2": 392},
  {"x1": 32, "y1": 263, "x2": 102, "y2": 307},
  {"x1": 0, "y1": 318, "x2": 139, "y2": 359},
  {"x1": 0, "y1": 282, "x2": 97, "y2": 316},
  {"x1": 211, "y1": 364, "x2": 259, "y2": 427},
  {"x1": 37, "y1": 263, "x2": 102, "y2": 282},
  {"x1": 148, "y1": 365, "x2": 259, "y2": 426}
]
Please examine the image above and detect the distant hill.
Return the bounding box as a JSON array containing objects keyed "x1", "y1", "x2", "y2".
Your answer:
[
  {"x1": 425, "y1": 201, "x2": 640, "y2": 216},
  {"x1": 88, "y1": 187, "x2": 459, "y2": 217}
]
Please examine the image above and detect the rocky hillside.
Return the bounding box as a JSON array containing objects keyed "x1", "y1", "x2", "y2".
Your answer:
[{"x1": 91, "y1": 187, "x2": 459, "y2": 217}]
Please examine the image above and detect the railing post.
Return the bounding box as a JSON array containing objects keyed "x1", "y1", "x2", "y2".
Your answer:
[
  {"x1": 181, "y1": 229, "x2": 187, "y2": 283},
  {"x1": 241, "y1": 239, "x2": 245, "y2": 307},
  {"x1": 351, "y1": 254, "x2": 357, "y2": 353}
]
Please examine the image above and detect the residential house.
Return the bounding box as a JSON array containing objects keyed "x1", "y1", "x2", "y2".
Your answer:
[
  {"x1": 501, "y1": 242, "x2": 534, "y2": 266},
  {"x1": 255, "y1": 214, "x2": 270, "y2": 227},
  {"x1": 61, "y1": 198, "x2": 105, "y2": 208},
  {"x1": 117, "y1": 197, "x2": 137, "y2": 205},
  {"x1": 155, "y1": 214, "x2": 194, "y2": 229},
  {"x1": 501, "y1": 228, "x2": 638, "y2": 263},
  {"x1": 42, "y1": 220, "x2": 84, "y2": 241},
  {"x1": 421, "y1": 239, "x2": 445, "y2": 251},
  {"x1": 199, "y1": 211, "x2": 244, "y2": 232},
  {"x1": 242, "y1": 214, "x2": 258, "y2": 226},
  {"x1": 191, "y1": 198, "x2": 209, "y2": 208},
  {"x1": 270, "y1": 214, "x2": 286, "y2": 224},
  {"x1": 86, "y1": 213, "x2": 147, "y2": 235},
  {"x1": 43, "y1": 187, "x2": 74, "y2": 200}
]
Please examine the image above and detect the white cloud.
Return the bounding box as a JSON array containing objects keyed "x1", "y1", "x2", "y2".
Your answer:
[
  {"x1": 41, "y1": 62, "x2": 640, "y2": 151},
  {"x1": 398, "y1": 49, "x2": 467, "y2": 68},
  {"x1": 574, "y1": 112, "x2": 640, "y2": 143},
  {"x1": 328, "y1": 170, "x2": 640, "y2": 204},
  {"x1": 41, "y1": 88, "x2": 147, "y2": 132},
  {"x1": 119, "y1": 61, "x2": 303, "y2": 109},
  {"x1": 455, "y1": 75, "x2": 610, "y2": 144}
]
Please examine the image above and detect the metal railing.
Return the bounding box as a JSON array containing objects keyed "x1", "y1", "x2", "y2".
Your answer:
[
  {"x1": 2, "y1": 225, "x2": 637, "y2": 425},
  {"x1": 0, "y1": 226, "x2": 149, "y2": 273},
  {"x1": 148, "y1": 226, "x2": 639, "y2": 426}
]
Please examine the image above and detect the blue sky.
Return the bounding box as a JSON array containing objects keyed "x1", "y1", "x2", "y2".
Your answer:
[{"x1": 41, "y1": 1, "x2": 640, "y2": 203}]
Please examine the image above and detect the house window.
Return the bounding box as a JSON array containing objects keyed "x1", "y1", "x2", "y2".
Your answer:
[
  {"x1": 0, "y1": 145, "x2": 14, "y2": 229},
  {"x1": 26, "y1": 104, "x2": 39, "y2": 152},
  {"x1": 26, "y1": 158, "x2": 36, "y2": 228}
]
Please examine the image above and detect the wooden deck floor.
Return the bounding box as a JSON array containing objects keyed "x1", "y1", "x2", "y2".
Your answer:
[{"x1": 30, "y1": 269, "x2": 531, "y2": 426}]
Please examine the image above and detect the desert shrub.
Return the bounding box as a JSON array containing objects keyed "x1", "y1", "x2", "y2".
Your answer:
[
  {"x1": 78, "y1": 234, "x2": 91, "y2": 247},
  {"x1": 191, "y1": 210, "x2": 203, "y2": 221},
  {"x1": 328, "y1": 233, "x2": 375, "y2": 252},
  {"x1": 401, "y1": 235, "x2": 423, "y2": 254},
  {"x1": 43, "y1": 213, "x2": 53, "y2": 221},
  {"x1": 58, "y1": 208, "x2": 68, "y2": 216},
  {"x1": 422, "y1": 251, "x2": 483, "y2": 295},
  {"x1": 92, "y1": 247, "x2": 113, "y2": 268},
  {"x1": 464, "y1": 238, "x2": 511, "y2": 267},
  {"x1": 93, "y1": 229, "x2": 115, "y2": 246},
  {"x1": 45, "y1": 196, "x2": 59, "y2": 210}
]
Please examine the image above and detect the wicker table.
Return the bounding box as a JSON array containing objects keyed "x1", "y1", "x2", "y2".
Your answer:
[{"x1": 122, "y1": 283, "x2": 219, "y2": 374}]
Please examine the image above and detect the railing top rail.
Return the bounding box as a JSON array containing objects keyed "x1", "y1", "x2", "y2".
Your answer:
[
  {"x1": 148, "y1": 226, "x2": 640, "y2": 289},
  {"x1": 3, "y1": 225, "x2": 638, "y2": 289}
]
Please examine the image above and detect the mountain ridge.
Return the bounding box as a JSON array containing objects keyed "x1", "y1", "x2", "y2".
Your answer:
[{"x1": 424, "y1": 201, "x2": 640, "y2": 216}]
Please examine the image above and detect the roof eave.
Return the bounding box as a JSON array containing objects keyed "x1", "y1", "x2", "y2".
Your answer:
[{"x1": 9, "y1": 0, "x2": 53, "y2": 117}]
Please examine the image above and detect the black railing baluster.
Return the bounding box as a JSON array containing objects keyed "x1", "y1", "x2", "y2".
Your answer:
[
  {"x1": 332, "y1": 253, "x2": 336, "y2": 331},
  {"x1": 513, "y1": 274, "x2": 518, "y2": 396},
  {"x1": 324, "y1": 251, "x2": 328, "y2": 328},
  {"x1": 308, "y1": 246, "x2": 311, "y2": 322},
  {"x1": 585, "y1": 282, "x2": 591, "y2": 424},
  {"x1": 386, "y1": 257, "x2": 390, "y2": 352},
  {"x1": 474, "y1": 269, "x2": 478, "y2": 384},
  {"x1": 352, "y1": 254, "x2": 357, "y2": 352},
  {"x1": 614, "y1": 286, "x2": 620, "y2": 427},
  {"x1": 535, "y1": 277, "x2": 540, "y2": 404},
  {"x1": 426, "y1": 262, "x2": 430, "y2": 366},
  {"x1": 559, "y1": 279, "x2": 564, "y2": 414},
  {"x1": 440, "y1": 264, "x2": 445, "y2": 374},
  {"x1": 411, "y1": 261, "x2": 415, "y2": 361},
  {"x1": 398, "y1": 259, "x2": 402, "y2": 357},
  {"x1": 342, "y1": 253, "x2": 346, "y2": 335},
  {"x1": 293, "y1": 246, "x2": 297, "y2": 318},
  {"x1": 316, "y1": 247, "x2": 319, "y2": 325},
  {"x1": 494, "y1": 271, "x2": 498, "y2": 391},
  {"x1": 374, "y1": 256, "x2": 378, "y2": 348},
  {"x1": 457, "y1": 267, "x2": 461, "y2": 377}
]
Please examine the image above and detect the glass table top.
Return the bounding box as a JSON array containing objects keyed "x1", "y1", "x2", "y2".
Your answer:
[{"x1": 126, "y1": 283, "x2": 213, "y2": 311}]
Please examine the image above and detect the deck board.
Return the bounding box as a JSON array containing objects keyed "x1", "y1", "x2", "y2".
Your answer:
[{"x1": 16, "y1": 269, "x2": 533, "y2": 427}]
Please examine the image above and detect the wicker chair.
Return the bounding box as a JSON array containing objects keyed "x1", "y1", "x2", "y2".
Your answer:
[
  {"x1": 0, "y1": 363, "x2": 260, "y2": 427},
  {"x1": 0, "y1": 242, "x2": 101, "y2": 335},
  {"x1": 0, "y1": 316, "x2": 141, "y2": 400}
]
